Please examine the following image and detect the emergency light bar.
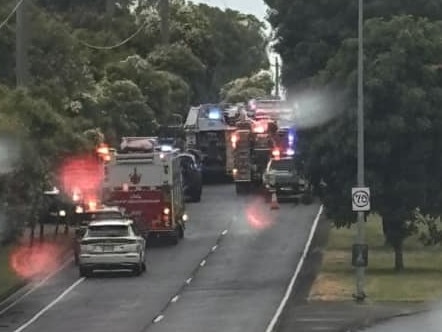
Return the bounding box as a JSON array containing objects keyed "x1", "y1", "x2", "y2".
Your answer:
[{"x1": 160, "y1": 145, "x2": 173, "y2": 152}]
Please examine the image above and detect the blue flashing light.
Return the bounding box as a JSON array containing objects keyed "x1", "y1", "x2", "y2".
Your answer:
[
  {"x1": 208, "y1": 107, "x2": 222, "y2": 119},
  {"x1": 160, "y1": 145, "x2": 173, "y2": 152},
  {"x1": 286, "y1": 148, "x2": 295, "y2": 156}
]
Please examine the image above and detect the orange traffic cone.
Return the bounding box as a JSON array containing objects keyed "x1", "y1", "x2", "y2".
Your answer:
[{"x1": 270, "y1": 192, "x2": 279, "y2": 210}]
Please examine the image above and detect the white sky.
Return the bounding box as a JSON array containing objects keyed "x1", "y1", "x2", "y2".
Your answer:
[{"x1": 190, "y1": 0, "x2": 268, "y2": 23}]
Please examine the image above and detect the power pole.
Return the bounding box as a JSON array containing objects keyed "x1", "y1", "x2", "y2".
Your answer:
[
  {"x1": 159, "y1": 0, "x2": 170, "y2": 45},
  {"x1": 16, "y1": 0, "x2": 29, "y2": 87},
  {"x1": 274, "y1": 57, "x2": 280, "y2": 98},
  {"x1": 354, "y1": 0, "x2": 367, "y2": 303}
]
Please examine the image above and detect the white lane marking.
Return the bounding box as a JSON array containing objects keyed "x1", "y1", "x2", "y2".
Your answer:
[
  {"x1": 0, "y1": 257, "x2": 73, "y2": 315},
  {"x1": 186, "y1": 277, "x2": 192, "y2": 284},
  {"x1": 13, "y1": 277, "x2": 85, "y2": 332},
  {"x1": 200, "y1": 260, "x2": 206, "y2": 267},
  {"x1": 211, "y1": 245, "x2": 218, "y2": 252},
  {"x1": 153, "y1": 315, "x2": 164, "y2": 323},
  {"x1": 265, "y1": 204, "x2": 324, "y2": 332},
  {"x1": 171, "y1": 295, "x2": 179, "y2": 303},
  {"x1": 221, "y1": 229, "x2": 228, "y2": 235}
]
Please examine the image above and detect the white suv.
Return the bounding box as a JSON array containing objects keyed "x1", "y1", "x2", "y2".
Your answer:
[{"x1": 78, "y1": 219, "x2": 146, "y2": 277}]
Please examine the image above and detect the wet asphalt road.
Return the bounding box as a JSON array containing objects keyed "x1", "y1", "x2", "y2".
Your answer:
[{"x1": 0, "y1": 184, "x2": 321, "y2": 332}]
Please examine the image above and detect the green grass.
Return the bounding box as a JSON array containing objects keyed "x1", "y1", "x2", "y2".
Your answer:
[
  {"x1": 0, "y1": 245, "x2": 22, "y2": 296},
  {"x1": 309, "y1": 214, "x2": 442, "y2": 302}
]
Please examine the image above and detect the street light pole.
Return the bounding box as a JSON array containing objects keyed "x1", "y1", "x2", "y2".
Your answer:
[{"x1": 355, "y1": 0, "x2": 366, "y2": 302}]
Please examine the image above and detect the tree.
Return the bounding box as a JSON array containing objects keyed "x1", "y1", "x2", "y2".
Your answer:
[
  {"x1": 264, "y1": 0, "x2": 442, "y2": 95},
  {"x1": 307, "y1": 15, "x2": 442, "y2": 270},
  {"x1": 220, "y1": 70, "x2": 274, "y2": 103}
]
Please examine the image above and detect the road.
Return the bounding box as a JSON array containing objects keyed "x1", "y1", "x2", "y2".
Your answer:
[
  {"x1": 361, "y1": 307, "x2": 442, "y2": 332},
  {"x1": 0, "y1": 184, "x2": 321, "y2": 332}
]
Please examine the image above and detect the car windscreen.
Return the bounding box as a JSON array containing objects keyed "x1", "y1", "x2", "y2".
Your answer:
[
  {"x1": 270, "y1": 159, "x2": 293, "y2": 171},
  {"x1": 87, "y1": 225, "x2": 129, "y2": 237}
]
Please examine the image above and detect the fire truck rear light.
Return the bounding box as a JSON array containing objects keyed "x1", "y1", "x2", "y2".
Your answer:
[
  {"x1": 72, "y1": 192, "x2": 80, "y2": 202},
  {"x1": 122, "y1": 183, "x2": 129, "y2": 192},
  {"x1": 231, "y1": 134, "x2": 238, "y2": 144},
  {"x1": 286, "y1": 148, "x2": 295, "y2": 156},
  {"x1": 182, "y1": 214, "x2": 188, "y2": 221},
  {"x1": 163, "y1": 208, "x2": 170, "y2": 215},
  {"x1": 272, "y1": 149, "x2": 280, "y2": 157},
  {"x1": 75, "y1": 206, "x2": 83, "y2": 214},
  {"x1": 232, "y1": 168, "x2": 238, "y2": 175}
]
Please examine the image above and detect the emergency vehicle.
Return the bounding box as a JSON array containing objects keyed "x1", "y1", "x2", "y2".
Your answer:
[
  {"x1": 101, "y1": 137, "x2": 188, "y2": 244},
  {"x1": 231, "y1": 113, "x2": 298, "y2": 194},
  {"x1": 183, "y1": 104, "x2": 236, "y2": 178}
]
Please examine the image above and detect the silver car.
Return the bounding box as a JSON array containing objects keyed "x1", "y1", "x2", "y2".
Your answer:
[{"x1": 78, "y1": 219, "x2": 146, "y2": 277}]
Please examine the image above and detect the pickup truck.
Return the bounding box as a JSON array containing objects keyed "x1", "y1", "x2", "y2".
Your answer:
[{"x1": 262, "y1": 157, "x2": 312, "y2": 203}]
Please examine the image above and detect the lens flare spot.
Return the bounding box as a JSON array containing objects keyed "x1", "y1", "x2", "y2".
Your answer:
[
  {"x1": 58, "y1": 155, "x2": 103, "y2": 202},
  {"x1": 9, "y1": 242, "x2": 62, "y2": 280},
  {"x1": 245, "y1": 200, "x2": 274, "y2": 230}
]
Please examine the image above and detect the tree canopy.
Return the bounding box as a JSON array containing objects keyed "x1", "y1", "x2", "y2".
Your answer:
[
  {"x1": 0, "y1": 0, "x2": 270, "y2": 241},
  {"x1": 264, "y1": 0, "x2": 442, "y2": 270}
]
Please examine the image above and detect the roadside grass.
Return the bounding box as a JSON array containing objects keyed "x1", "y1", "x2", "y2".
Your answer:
[
  {"x1": 309, "y1": 214, "x2": 442, "y2": 302},
  {"x1": 0, "y1": 245, "x2": 23, "y2": 296}
]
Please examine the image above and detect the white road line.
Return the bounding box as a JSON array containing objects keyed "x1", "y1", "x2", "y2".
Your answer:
[
  {"x1": 265, "y1": 204, "x2": 324, "y2": 332},
  {"x1": 0, "y1": 257, "x2": 73, "y2": 315},
  {"x1": 171, "y1": 295, "x2": 179, "y2": 303},
  {"x1": 186, "y1": 277, "x2": 192, "y2": 284},
  {"x1": 211, "y1": 245, "x2": 218, "y2": 251},
  {"x1": 200, "y1": 260, "x2": 206, "y2": 267},
  {"x1": 153, "y1": 315, "x2": 164, "y2": 323},
  {"x1": 221, "y1": 229, "x2": 228, "y2": 235},
  {"x1": 13, "y1": 277, "x2": 85, "y2": 332}
]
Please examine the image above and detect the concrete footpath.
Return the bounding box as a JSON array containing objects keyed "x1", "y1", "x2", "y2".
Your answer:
[{"x1": 276, "y1": 300, "x2": 427, "y2": 332}]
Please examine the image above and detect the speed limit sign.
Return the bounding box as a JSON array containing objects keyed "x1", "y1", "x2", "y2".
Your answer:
[{"x1": 352, "y1": 187, "x2": 370, "y2": 211}]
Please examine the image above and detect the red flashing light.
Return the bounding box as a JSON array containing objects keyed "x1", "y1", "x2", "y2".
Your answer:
[
  {"x1": 231, "y1": 133, "x2": 238, "y2": 144},
  {"x1": 253, "y1": 125, "x2": 265, "y2": 133},
  {"x1": 88, "y1": 200, "x2": 97, "y2": 211},
  {"x1": 97, "y1": 143, "x2": 109, "y2": 155},
  {"x1": 272, "y1": 149, "x2": 280, "y2": 158}
]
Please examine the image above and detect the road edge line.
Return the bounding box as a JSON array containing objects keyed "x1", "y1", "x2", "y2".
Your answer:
[
  {"x1": 264, "y1": 204, "x2": 324, "y2": 332},
  {"x1": 0, "y1": 247, "x2": 73, "y2": 313},
  {"x1": 13, "y1": 277, "x2": 85, "y2": 332}
]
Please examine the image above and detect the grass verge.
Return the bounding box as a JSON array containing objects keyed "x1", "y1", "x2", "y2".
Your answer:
[
  {"x1": 309, "y1": 214, "x2": 442, "y2": 302},
  {"x1": 0, "y1": 245, "x2": 23, "y2": 297}
]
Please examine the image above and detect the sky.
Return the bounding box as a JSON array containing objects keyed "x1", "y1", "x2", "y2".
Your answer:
[{"x1": 190, "y1": 0, "x2": 269, "y2": 23}]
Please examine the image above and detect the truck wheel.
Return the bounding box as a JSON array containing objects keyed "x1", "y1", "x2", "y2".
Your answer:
[{"x1": 178, "y1": 225, "x2": 184, "y2": 239}]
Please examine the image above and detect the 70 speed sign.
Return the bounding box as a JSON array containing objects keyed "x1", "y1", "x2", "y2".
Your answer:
[{"x1": 352, "y1": 187, "x2": 370, "y2": 212}]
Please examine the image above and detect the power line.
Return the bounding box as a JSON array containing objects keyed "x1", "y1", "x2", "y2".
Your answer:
[
  {"x1": 31, "y1": 3, "x2": 149, "y2": 50},
  {"x1": 0, "y1": 0, "x2": 25, "y2": 31},
  {"x1": 77, "y1": 20, "x2": 148, "y2": 50}
]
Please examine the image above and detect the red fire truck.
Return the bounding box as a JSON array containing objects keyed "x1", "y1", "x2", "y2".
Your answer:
[{"x1": 101, "y1": 137, "x2": 188, "y2": 244}]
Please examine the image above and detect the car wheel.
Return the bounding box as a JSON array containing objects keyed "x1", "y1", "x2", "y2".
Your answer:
[{"x1": 79, "y1": 266, "x2": 91, "y2": 278}]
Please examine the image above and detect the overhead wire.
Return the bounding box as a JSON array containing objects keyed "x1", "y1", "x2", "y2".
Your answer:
[
  {"x1": 0, "y1": 0, "x2": 25, "y2": 31},
  {"x1": 31, "y1": 3, "x2": 149, "y2": 50}
]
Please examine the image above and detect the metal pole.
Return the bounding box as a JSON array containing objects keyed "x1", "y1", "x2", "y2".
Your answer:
[
  {"x1": 16, "y1": 0, "x2": 29, "y2": 87},
  {"x1": 275, "y1": 57, "x2": 280, "y2": 98},
  {"x1": 355, "y1": 0, "x2": 366, "y2": 302}
]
